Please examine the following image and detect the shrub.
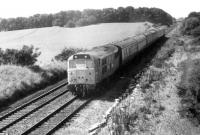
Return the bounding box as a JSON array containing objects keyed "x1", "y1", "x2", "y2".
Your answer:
[
  {"x1": 191, "y1": 25, "x2": 200, "y2": 36},
  {"x1": 55, "y1": 47, "x2": 85, "y2": 61},
  {"x1": 64, "y1": 20, "x2": 75, "y2": 28},
  {"x1": 0, "y1": 45, "x2": 41, "y2": 66},
  {"x1": 152, "y1": 43, "x2": 175, "y2": 68},
  {"x1": 75, "y1": 18, "x2": 89, "y2": 27},
  {"x1": 181, "y1": 12, "x2": 200, "y2": 36},
  {"x1": 41, "y1": 61, "x2": 68, "y2": 81}
]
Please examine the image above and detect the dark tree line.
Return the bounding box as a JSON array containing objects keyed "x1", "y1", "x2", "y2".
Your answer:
[
  {"x1": 0, "y1": 7, "x2": 173, "y2": 31},
  {"x1": 0, "y1": 45, "x2": 41, "y2": 66},
  {"x1": 181, "y1": 12, "x2": 200, "y2": 36}
]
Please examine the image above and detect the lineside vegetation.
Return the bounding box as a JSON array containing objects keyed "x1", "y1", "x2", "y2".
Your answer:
[
  {"x1": 109, "y1": 35, "x2": 177, "y2": 134},
  {"x1": 0, "y1": 46, "x2": 77, "y2": 107}
]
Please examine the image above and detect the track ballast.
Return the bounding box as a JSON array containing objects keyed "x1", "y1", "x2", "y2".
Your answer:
[{"x1": 0, "y1": 81, "x2": 91, "y2": 135}]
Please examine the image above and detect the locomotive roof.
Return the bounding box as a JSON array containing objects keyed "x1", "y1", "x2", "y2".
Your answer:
[{"x1": 77, "y1": 45, "x2": 118, "y2": 59}]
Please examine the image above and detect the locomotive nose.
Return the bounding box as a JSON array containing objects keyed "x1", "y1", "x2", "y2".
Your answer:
[
  {"x1": 69, "y1": 69, "x2": 94, "y2": 84},
  {"x1": 67, "y1": 56, "x2": 95, "y2": 85},
  {"x1": 75, "y1": 70, "x2": 94, "y2": 84}
]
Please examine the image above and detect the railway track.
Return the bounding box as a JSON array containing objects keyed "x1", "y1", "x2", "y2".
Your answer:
[{"x1": 0, "y1": 81, "x2": 91, "y2": 135}]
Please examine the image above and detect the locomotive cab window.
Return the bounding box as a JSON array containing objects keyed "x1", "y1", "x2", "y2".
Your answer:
[{"x1": 69, "y1": 54, "x2": 94, "y2": 69}]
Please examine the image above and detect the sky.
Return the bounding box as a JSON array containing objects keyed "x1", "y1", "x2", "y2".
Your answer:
[{"x1": 0, "y1": 0, "x2": 199, "y2": 19}]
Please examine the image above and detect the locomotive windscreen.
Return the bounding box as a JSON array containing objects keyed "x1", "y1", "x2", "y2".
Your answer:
[
  {"x1": 69, "y1": 59, "x2": 93, "y2": 69},
  {"x1": 73, "y1": 54, "x2": 90, "y2": 59}
]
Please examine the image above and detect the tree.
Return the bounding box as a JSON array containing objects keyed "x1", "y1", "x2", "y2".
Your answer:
[
  {"x1": 0, "y1": 6, "x2": 173, "y2": 31},
  {"x1": 52, "y1": 18, "x2": 63, "y2": 26},
  {"x1": 102, "y1": 8, "x2": 117, "y2": 22},
  {"x1": 0, "y1": 19, "x2": 8, "y2": 31},
  {"x1": 55, "y1": 48, "x2": 84, "y2": 61},
  {"x1": 17, "y1": 45, "x2": 41, "y2": 66},
  {"x1": 116, "y1": 7, "x2": 129, "y2": 22},
  {"x1": 64, "y1": 20, "x2": 75, "y2": 28},
  {"x1": 182, "y1": 17, "x2": 200, "y2": 34},
  {"x1": 0, "y1": 45, "x2": 41, "y2": 66}
]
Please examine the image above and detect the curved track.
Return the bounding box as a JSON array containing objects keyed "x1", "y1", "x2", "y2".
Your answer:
[{"x1": 0, "y1": 81, "x2": 91, "y2": 135}]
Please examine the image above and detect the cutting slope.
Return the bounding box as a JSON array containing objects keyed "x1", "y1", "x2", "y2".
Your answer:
[{"x1": 0, "y1": 22, "x2": 152, "y2": 65}]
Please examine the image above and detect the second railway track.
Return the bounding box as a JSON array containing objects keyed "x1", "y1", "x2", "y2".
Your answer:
[{"x1": 0, "y1": 81, "x2": 91, "y2": 135}]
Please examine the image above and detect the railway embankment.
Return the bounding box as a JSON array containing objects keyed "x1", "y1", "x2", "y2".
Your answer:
[
  {"x1": 0, "y1": 61, "x2": 67, "y2": 111},
  {"x1": 98, "y1": 25, "x2": 200, "y2": 134}
]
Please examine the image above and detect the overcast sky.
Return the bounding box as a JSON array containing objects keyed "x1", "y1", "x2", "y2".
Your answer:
[{"x1": 0, "y1": 0, "x2": 199, "y2": 19}]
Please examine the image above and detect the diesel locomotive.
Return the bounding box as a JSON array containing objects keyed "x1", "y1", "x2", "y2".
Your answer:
[{"x1": 67, "y1": 26, "x2": 167, "y2": 97}]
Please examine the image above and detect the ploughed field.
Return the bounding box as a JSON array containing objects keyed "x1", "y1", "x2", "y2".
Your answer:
[{"x1": 0, "y1": 22, "x2": 152, "y2": 65}]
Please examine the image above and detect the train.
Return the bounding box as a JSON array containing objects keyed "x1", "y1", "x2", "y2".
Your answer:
[{"x1": 67, "y1": 25, "x2": 167, "y2": 97}]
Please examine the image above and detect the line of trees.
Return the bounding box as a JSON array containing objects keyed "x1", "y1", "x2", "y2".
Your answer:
[{"x1": 0, "y1": 7, "x2": 173, "y2": 31}]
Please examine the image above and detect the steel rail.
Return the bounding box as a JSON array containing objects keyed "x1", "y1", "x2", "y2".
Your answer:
[
  {"x1": 0, "y1": 81, "x2": 68, "y2": 122},
  {"x1": 0, "y1": 88, "x2": 69, "y2": 132},
  {"x1": 20, "y1": 96, "x2": 78, "y2": 135}
]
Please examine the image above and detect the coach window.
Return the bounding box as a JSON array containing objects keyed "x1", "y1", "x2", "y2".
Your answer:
[
  {"x1": 115, "y1": 52, "x2": 118, "y2": 58},
  {"x1": 102, "y1": 66, "x2": 107, "y2": 74},
  {"x1": 98, "y1": 59, "x2": 100, "y2": 66},
  {"x1": 102, "y1": 58, "x2": 106, "y2": 65}
]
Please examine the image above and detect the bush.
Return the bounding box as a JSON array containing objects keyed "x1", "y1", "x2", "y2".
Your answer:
[
  {"x1": 64, "y1": 20, "x2": 76, "y2": 28},
  {"x1": 75, "y1": 18, "x2": 89, "y2": 27},
  {"x1": 42, "y1": 61, "x2": 68, "y2": 81},
  {"x1": 55, "y1": 47, "x2": 85, "y2": 61},
  {"x1": 0, "y1": 45, "x2": 41, "y2": 66},
  {"x1": 181, "y1": 12, "x2": 200, "y2": 36},
  {"x1": 191, "y1": 25, "x2": 200, "y2": 36}
]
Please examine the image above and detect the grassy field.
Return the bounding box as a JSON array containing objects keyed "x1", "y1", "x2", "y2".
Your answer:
[
  {"x1": 0, "y1": 22, "x2": 152, "y2": 65},
  {"x1": 0, "y1": 61, "x2": 67, "y2": 107}
]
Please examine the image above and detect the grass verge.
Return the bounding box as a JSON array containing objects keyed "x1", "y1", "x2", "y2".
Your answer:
[
  {"x1": 0, "y1": 61, "x2": 67, "y2": 108},
  {"x1": 108, "y1": 36, "x2": 177, "y2": 134},
  {"x1": 175, "y1": 35, "x2": 200, "y2": 123}
]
